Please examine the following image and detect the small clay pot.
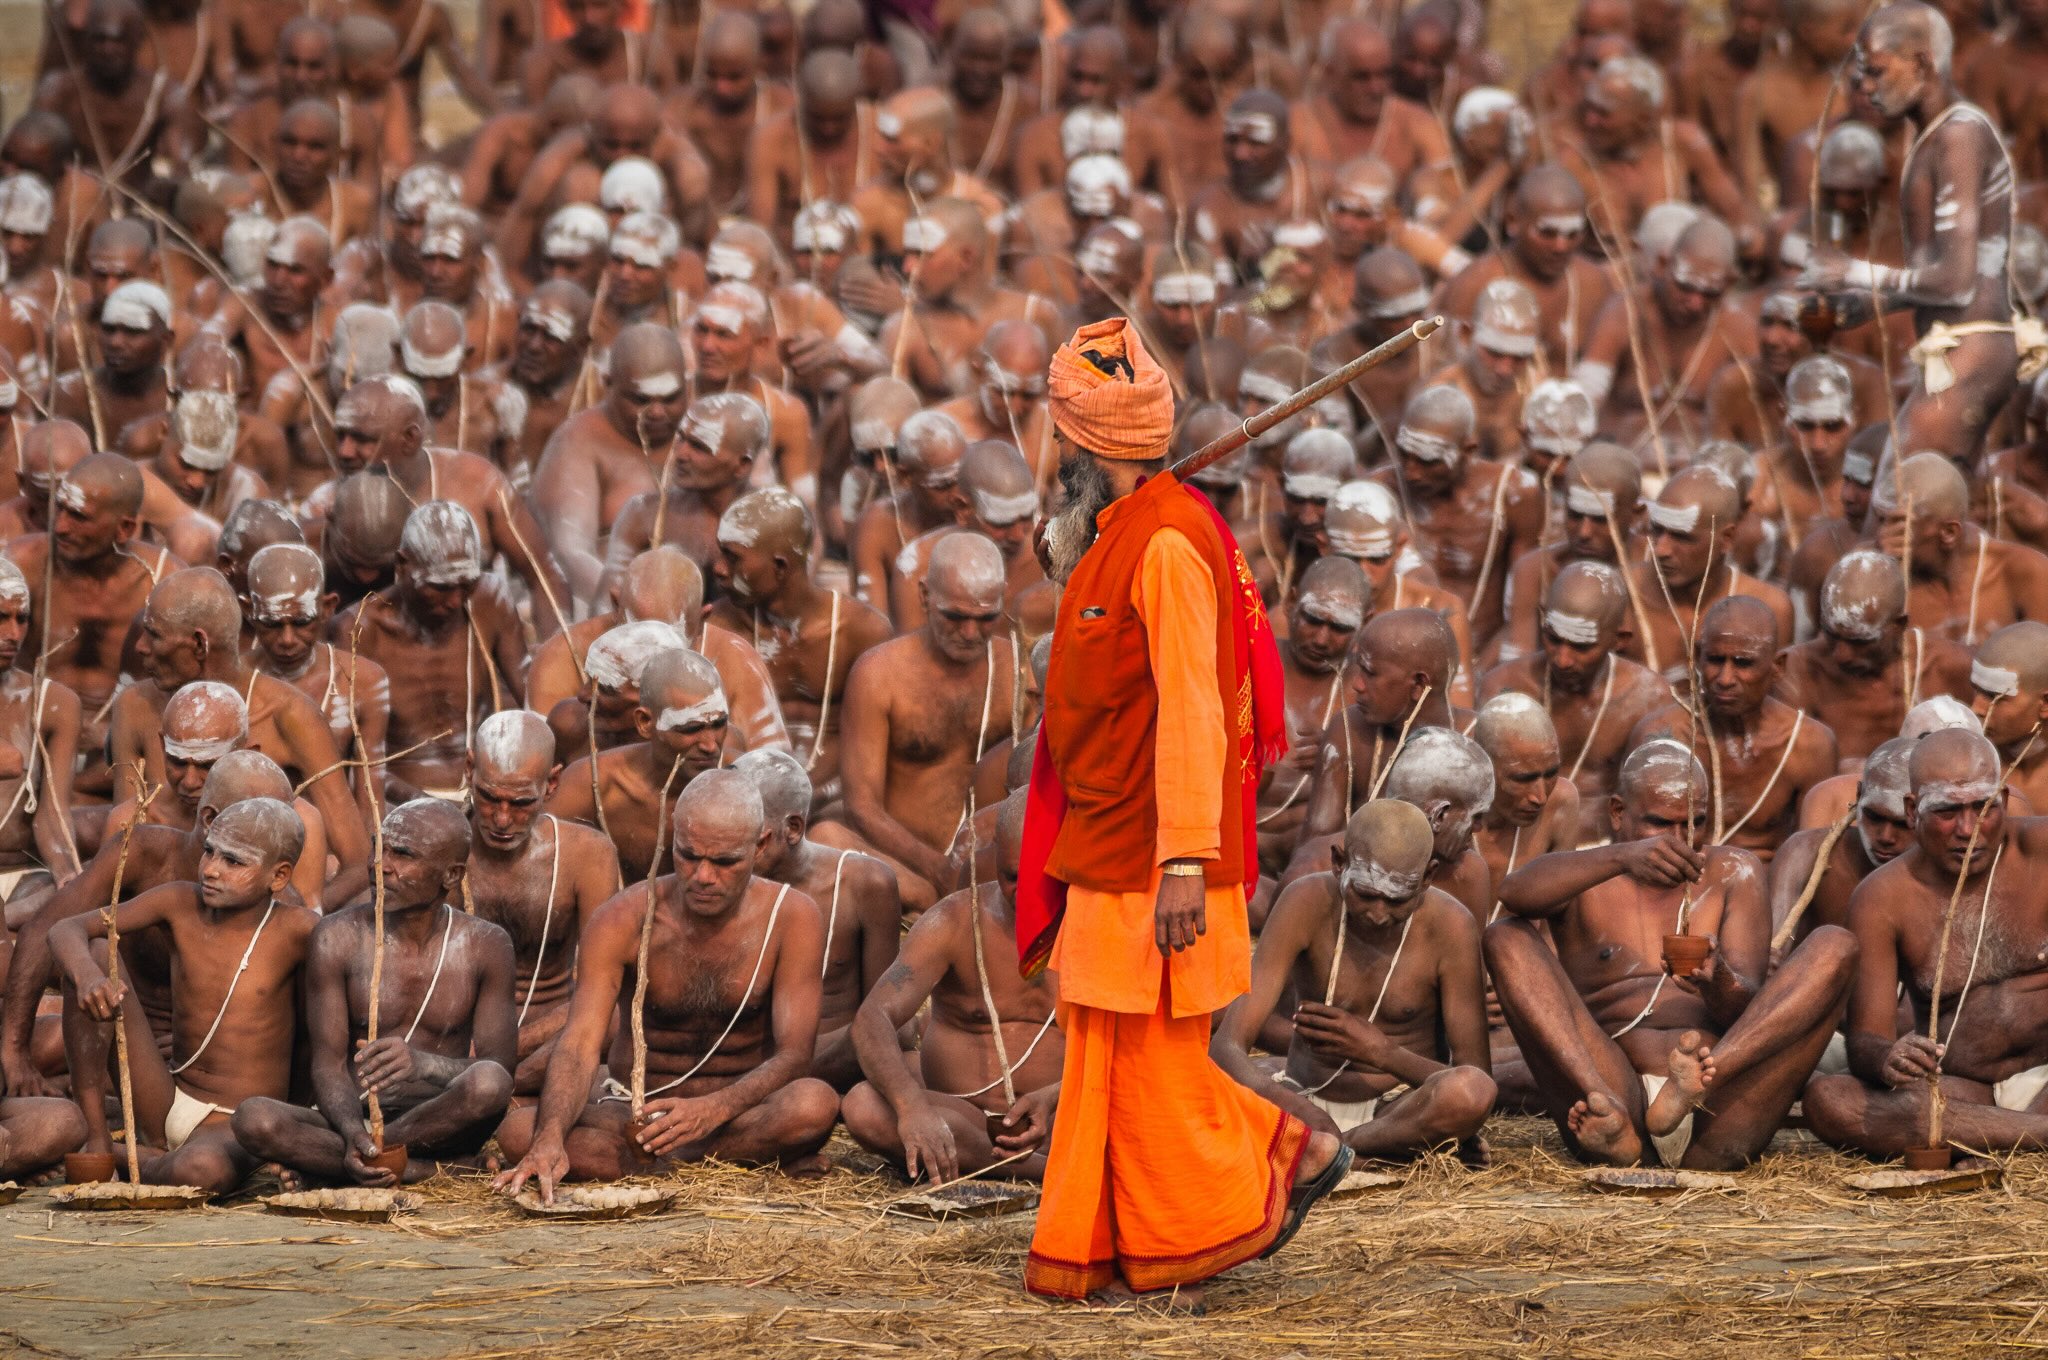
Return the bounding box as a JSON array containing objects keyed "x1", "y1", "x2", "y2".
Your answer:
[
  {"x1": 363, "y1": 1144, "x2": 409, "y2": 1180},
  {"x1": 984, "y1": 1109, "x2": 1012, "y2": 1145},
  {"x1": 626, "y1": 1113, "x2": 659, "y2": 1161},
  {"x1": 64, "y1": 1152, "x2": 116, "y2": 1184},
  {"x1": 1903, "y1": 1144, "x2": 1953, "y2": 1172},
  {"x1": 1662, "y1": 934, "x2": 1712, "y2": 976}
]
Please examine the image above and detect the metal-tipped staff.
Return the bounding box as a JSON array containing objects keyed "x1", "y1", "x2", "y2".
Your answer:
[{"x1": 1170, "y1": 318, "x2": 1443, "y2": 482}]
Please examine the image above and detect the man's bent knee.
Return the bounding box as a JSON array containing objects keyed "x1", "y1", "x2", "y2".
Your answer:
[{"x1": 1433, "y1": 1066, "x2": 1498, "y2": 1137}]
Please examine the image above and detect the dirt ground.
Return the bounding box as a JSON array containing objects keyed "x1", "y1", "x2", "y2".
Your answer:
[{"x1": 4, "y1": 1119, "x2": 2047, "y2": 1359}]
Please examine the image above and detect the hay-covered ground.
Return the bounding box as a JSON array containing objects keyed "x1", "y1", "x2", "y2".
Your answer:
[{"x1": 3, "y1": 1118, "x2": 2045, "y2": 1359}]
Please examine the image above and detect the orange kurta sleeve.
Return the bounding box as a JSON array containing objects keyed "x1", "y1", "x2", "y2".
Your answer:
[{"x1": 1139, "y1": 527, "x2": 1225, "y2": 867}]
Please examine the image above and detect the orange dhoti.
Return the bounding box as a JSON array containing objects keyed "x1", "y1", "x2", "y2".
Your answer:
[
  {"x1": 1025, "y1": 991, "x2": 1308, "y2": 1297},
  {"x1": 1025, "y1": 878, "x2": 1309, "y2": 1300}
]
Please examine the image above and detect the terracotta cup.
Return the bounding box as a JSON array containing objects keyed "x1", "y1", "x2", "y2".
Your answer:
[
  {"x1": 364, "y1": 1144, "x2": 409, "y2": 1180},
  {"x1": 1902, "y1": 1145, "x2": 1953, "y2": 1172},
  {"x1": 1662, "y1": 934, "x2": 1712, "y2": 976},
  {"x1": 64, "y1": 1152, "x2": 116, "y2": 1184}
]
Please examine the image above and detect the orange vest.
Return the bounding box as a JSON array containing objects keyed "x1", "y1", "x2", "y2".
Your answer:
[{"x1": 1041, "y1": 473, "x2": 1246, "y2": 893}]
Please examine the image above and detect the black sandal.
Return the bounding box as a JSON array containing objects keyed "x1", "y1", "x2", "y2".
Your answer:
[{"x1": 1260, "y1": 1142, "x2": 1353, "y2": 1260}]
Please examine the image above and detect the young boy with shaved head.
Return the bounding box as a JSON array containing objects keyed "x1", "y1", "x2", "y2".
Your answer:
[
  {"x1": 496, "y1": 771, "x2": 837, "y2": 1193},
  {"x1": 244, "y1": 542, "x2": 392, "y2": 764},
  {"x1": 736, "y1": 748, "x2": 902, "y2": 1091},
  {"x1": 235, "y1": 800, "x2": 518, "y2": 1186},
  {"x1": 52, "y1": 798, "x2": 318, "y2": 1193},
  {"x1": 464, "y1": 712, "x2": 623, "y2": 1096},
  {"x1": 1216, "y1": 799, "x2": 1496, "y2": 1160},
  {"x1": 1490, "y1": 743, "x2": 1857, "y2": 1169},
  {"x1": 1806, "y1": 729, "x2": 2048, "y2": 1153}
]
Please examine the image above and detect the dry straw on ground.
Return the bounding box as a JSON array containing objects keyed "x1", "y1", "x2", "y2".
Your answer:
[{"x1": 246, "y1": 1118, "x2": 2048, "y2": 1358}]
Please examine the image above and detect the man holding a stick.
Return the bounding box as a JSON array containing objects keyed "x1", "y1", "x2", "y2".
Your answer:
[
  {"x1": 495, "y1": 771, "x2": 838, "y2": 1194},
  {"x1": 1019, "y1": 317, "x2": 1348, "y2": 1308},
  {"x1": 1806, "y1": 729, "x2": 2048, "y2": 1154},
  {"x1": 1489, "y1": 741, "x2": 1858, "y2": 1168},
  {"x1": 50, "y1": 798, "x2": 316, "y2": 1193},
  {"x1": 235, "y1": 800, "x2": 518, "y2": 1187}
]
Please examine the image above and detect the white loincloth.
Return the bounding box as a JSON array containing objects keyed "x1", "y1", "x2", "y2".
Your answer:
[
  {"x1": 0, "y1": 866, "x2": 39, "y2": 900},
  {"x1": 1993, "y1": 1063, "x2": 2048, "y2": 1113},
  {"x1": 164, "y1": 1084, "x2": 232, "y2": 1151},
  {"x1": 1297, "y1": 1082, "x2": 1407, "y2": 1132},
  {"x1": 1640, "y1": 1074, "x2": 1695, "y2": 1167},
  {"x1": 1817, "y1": 1031, "x2": 1850, "y2": 1076}
]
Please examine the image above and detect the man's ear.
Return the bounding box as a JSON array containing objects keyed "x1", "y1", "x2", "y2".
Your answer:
[
  {"x1": 546, "y1": 764, "x2": 564, "y2": 800},
  {"x1": 269, "y1": 858, "x2": 294, "y2": 894},
  {"x1": 1904, "y1": 792, "x2": 1919, "y2": 828},
  {"x1": 633, "y1": 705, "x2": 655, "y2": 741}
]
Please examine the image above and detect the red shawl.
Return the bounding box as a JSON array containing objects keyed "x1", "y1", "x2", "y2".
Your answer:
[{"x1": 1016, "y1": 484, "x2": 1287, "y2": 977}]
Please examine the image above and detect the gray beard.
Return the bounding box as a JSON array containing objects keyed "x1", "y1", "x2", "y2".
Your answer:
[{"x1": 1045, "y1": 457, "x2": 1115, "y2": 584}]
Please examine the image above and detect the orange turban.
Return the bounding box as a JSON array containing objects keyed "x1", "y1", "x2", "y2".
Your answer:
[{"x1": 1047, "y1": 318, "x2": 1173, "y2": 461}]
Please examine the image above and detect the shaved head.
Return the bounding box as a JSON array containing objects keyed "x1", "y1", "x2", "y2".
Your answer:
[
  {"x1": 1339, "y1": 798, "x2": 1435, "y2": 906},
  {"x1": 1358, "y1": 607, "x2": 1456, "y2": 690},
  {"x1": 735, "y1": 746, "x2": 812, "y2": 825},
  {"x1": 473, "y1": 709, "x2": 558, "y2": 785},
  {"x1": 200, "y1": 749, "x2": 295, "y2": 819},
  {"x1": 621, "y1": 546, "x2": 706, "y2": 627},
  {"x1": 1819, "y1": 550, "x2": 1906, "y2": 642},
  {"x1": 206, "y1": 797, "x2": 307, "y2": 873}
]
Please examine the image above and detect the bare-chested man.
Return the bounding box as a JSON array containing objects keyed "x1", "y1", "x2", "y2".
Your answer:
[
  {"x1": 6, "y1": 452, "x2": 169, "y2": 776},
  {"x1": 1296, "y1": 608, "x2": 1463, "y2": 860},
  {"x1": 746, "y1": 52, "x2": 875, "y2": 243},
  {"x1": 244, "y1": 541, "x2": 391, "y2": 768},
  {"x1": 831, "y1": 534, "x2": 1014, "y2": 913},
  {"x1": 1483, "y1": 561, "x2": 1672, "y2": 844},
  {"x1": 1624, "y1": 464, "x2": 1795, "y2": 683},
  {"x1": 1803, "y1": 729, "x2": 2048, "y2": 1155},
  {"x1": 1798, "y1": 2, "x2": 2017, "y2": 461},
  {"x1": 852, "y1": 89, "x2": 1005, "y2": 260},
  {"x1": 1372, "y1": 383, "x2": 1542, "y2": 651},
  {"x1": 51, "y1": 280, "x2": 171, "y2": 448},
  {"x1": 1778, "y1": 551, "x2": 1976, "y2": 765},
  {"x1": 1575, "y1": 216, "x2": 1755, "y2": 452},
  {"x1": 312, "y1": 375, "x2": 567, "y2": 635},
  {"x1": 1630, "y1": 595, "x2": 1839, "y2": 861},
  {"x1": 395, "y1": 301, "x2": 515, "y2": 466},
  {"x1": 739, "y1": 749, "x2": 902, "y2": 1093},
  {"x1": 1732, "y1": 0, "x2": 1862, "y2": 206},
  {"x1": 709, "y1": 492, "x2": 894, "y2": 809},
  {"x1": 334, "y1": 502, "x2": 524, "y2": 803},
  {"x1": 1258, "y1": 557, "x2": 1366, "y2": 875},
  {"x1": 844, "y1": 789, "x2": 1059, "y2": 1179},
  {"x1": 532, "y1": 324, "x2": 687, "y2": 600},
  {"x1": 0, "y1": 557, "x2": 81, "y2": 894},
  {"x1": 1770, "y1": 738, "x2": 1917, "y2": 980},
  {"x1": 1878, "y1": 452, "x2": 2048, "y2": 646},
  {"x1": 1472, "y1": 693, "x2": 1583, "y2": 897},
  {"x1": 459, "y1": 712, "x2": 621, "y2": 1097},
  {"x1": 604, "y1": 393, "x2": 767, "y2": 575},
  {"x1": 1489, "y1": 741, "x2": 1857, "y2": 1167},
  {"x1": 53, "y1": 798, "x2": 317, "y2": 1191},
  {"x1": 1436, "y1": 167, "x2": 1615, "y2": 376},
  {"x1": 495, "y1": 772, "x2": 838, "y2": 1192},
  {"x1": 527, "y1": 548, "x2": 786, "y2": 757},
  {"x1": 32, "y1": 0, "x2": 199, "y2": 189},
  {"x1": 1968, "y1": 622, "x2": 2048, "y2": 814},
  {"x1": 491, "y1": 281, "x2": 592, "y2": 489},
  {"x1": 550, "y1": 645, "x2": 736, "y2": 883},
  {"x1": 109, "y1": 565, "x2": 359, "y2": 847},
  {"x1": 1218, "y1": 799, "x2": 1494, "y2": 1158},
  {"x1": 849, "y1": 409, "x2": 970, "y2": 615},
  {"x1": 234, "y1": 800, "x2": 516, "y2": 1185},
  {"x1": 1498, "y1": 442, "x2": 1637, "y2": 663},
  {"x1": 890, "y1": 443, "x2": 1047, "y2": 634}
]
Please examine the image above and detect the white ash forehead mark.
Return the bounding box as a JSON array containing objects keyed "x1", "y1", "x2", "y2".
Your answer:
[
  {"x1": 1973, "y1": 659, "x2": 2021, "y2": 697},
  {"x1": 1296, "y1": 590, "x2": 1364, "y2": 630},
  {"x1": 655, "y1": 694, "x2": 730, "y2": 730},
  {"x1": 632, "y1": 371, "x2": 682, "y2": 399},
  {"x1": 1545, "y1": 610, "x2": 1601, "y2": 645}
]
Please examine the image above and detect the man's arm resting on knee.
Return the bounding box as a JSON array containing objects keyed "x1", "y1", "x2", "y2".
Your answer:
[
  {"x1": 852, "y1": 912, "x2": 958, "y2": 1180},
  {"x1": 0, "y1": 847, "x2": 127, "y2": 1086}
]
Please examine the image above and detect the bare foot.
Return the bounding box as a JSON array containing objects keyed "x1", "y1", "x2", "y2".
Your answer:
[
  {"x1": 275, "y1": 1166, "x2": 306, "y2": 1193},
  {"x1": 1085, "y1": 1280, "x2": 1139, "y2": 1307},
  {"x1": 1647, "y1": 1031, "x2": 1715, "y2": 1137},
  {"x1": 781, "y1": 1153, "x2": 834, "y2": 1179},
  {"x1": 1568, "y1": 1090, "x2": 1644, "y2": 1166},
  {"x1": 1137, "y1": 1284, "x2": 1206, "y2": 1315}
]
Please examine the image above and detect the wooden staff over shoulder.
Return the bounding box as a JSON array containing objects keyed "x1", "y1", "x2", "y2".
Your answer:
[{"x1": 1169, "y1": 318, "x2": 1443, "y2": 482}]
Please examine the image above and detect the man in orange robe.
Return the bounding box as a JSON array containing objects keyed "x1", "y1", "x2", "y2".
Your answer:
[{"x1": 1018, "y1": 319, "x2": 1350, "y2": 1307}]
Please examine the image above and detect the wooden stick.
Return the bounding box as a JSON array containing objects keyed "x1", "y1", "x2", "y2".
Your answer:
[
  {"x1": 629, "y1": 756, "x2": 686, "y2": 1119},
  {"x1": 365, "y1": 782, "x2": 388, "y2": 1147},
  {"x1": 1172, "y1": 318, "x2": 1442, "y2": 481},
  {"x1": 1772, "y1": 807, "x2": 1857, "y2": 952},
  {"x1": 963, "y1": 796, "x2": 1014, "y2": 1109},
  {"x1": 104, "y1": 765, "x2": 153, "y2": 1186}
]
